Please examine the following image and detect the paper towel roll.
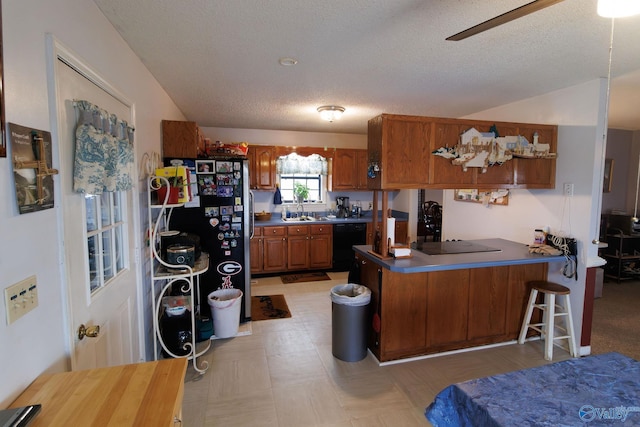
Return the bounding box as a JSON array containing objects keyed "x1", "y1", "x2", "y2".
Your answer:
[{"x1": 386, "y1": 217, "x2": 396, "y2": 248}]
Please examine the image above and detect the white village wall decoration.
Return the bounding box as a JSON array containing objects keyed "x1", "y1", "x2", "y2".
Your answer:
[{"x1": 432, "y1": 127, "x2": 557, "y2": 172}]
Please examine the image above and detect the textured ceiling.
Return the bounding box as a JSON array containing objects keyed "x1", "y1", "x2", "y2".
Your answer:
[{"x1": 94, "y1": 0, "x2": 640, "y2": 134}]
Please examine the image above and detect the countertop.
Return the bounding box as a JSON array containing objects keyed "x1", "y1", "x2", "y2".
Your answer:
[
  {"x1": 354, "y1": 238, "x2": 566, "y2": 273},
  {"x1": 253, "y1": 210, "x2": 408, "y2": 227}
]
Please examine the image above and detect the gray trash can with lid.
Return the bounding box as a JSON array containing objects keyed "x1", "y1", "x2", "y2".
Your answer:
[{"x1": 330, "y1": 283, "x2": 371, "y2": 362}]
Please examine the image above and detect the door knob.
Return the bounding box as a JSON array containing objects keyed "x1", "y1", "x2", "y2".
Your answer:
[{"x1": 78, "y1": 324, "x2": 100, "y2": 340}]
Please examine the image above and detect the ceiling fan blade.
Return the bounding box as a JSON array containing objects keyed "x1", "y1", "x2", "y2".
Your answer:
[{"x1": 446, "y1": 0, "x2": 565, "y2": 41}]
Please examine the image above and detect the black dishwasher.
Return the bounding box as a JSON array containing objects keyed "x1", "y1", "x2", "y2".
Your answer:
[{"x1": 332, "y1": 223, "x2": 367, "y2": 271}]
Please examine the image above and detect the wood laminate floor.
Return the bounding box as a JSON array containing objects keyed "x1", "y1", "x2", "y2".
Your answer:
[{"x1": 181, "y1": 271, "x2": 571, "y2": 426}]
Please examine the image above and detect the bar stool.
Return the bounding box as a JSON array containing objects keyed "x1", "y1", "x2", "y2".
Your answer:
[{"x1": 518, "y1": 281, "x2": 577, "y2": 360}]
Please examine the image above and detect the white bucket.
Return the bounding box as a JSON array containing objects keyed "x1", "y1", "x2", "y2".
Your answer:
[{"x1": 207, "y1": 288, "x2": 243, "y2": 338}]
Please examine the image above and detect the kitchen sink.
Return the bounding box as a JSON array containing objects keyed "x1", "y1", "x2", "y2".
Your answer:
[{"x1": 282, "y1": 216, "x2": 322, "y2": 222}]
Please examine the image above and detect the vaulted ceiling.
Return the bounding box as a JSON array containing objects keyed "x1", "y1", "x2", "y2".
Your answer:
[{"x1": 94, "y1": 0, "x2": 640, "y2": 134}]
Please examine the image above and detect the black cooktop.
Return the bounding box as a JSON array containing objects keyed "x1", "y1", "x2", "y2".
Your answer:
[{"x1": 412, "y1": 240, "x2": 500, "y2": 255}]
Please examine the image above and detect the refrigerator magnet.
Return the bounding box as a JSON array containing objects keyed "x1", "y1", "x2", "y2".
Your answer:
[{"x1": 205, "y1": 207, "x2": 219, "y2": 218}]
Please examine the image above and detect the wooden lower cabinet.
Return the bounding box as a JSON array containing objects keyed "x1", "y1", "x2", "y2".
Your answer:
[
  {"x1": 252, "y1": 224, "x2": 333, "y2": 274},
  {"x1": 381, "y1": 271, "x2": 428, "y2": 356},
  {"x1": 467, "y1": 267, "x2": 510, "y2": 341},
  {"x1": 309, "y1": 224, "x2": 332, "y2": 269},
  {"x1": 426, "y1": 269, "x2": 470, "y2": 349},
  {"x1": 250, "y1": 226, "x2": 264, "y2": 274},
  {"x1": 357, "y1": 254, "x2": 548, "y2": 362},
  {"x1": 287, "y1": 225, "x2": 310, "y2": 270},
  {"x1": 262, "y1": 226, "x2": 287, "y2": 272}
]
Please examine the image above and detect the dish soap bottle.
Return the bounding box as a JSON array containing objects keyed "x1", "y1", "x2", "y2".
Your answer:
[{"x1": 281, "y1": 205, "x2": 287, "y2": 220}]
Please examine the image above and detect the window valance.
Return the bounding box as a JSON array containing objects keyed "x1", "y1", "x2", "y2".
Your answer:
[
  {"x1": 276, "y1": 153, "x2": 327, "y2": 175},
  {"x1": 73, "y1": 100, "x2": 134, "y2": 194}
]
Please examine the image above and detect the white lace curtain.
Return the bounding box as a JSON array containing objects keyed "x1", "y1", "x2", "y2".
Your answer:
[
  {"x1": 276, "y1": 153, "x2": 327, "y2": 175},
  {"x1": 73, "y1": 100, "x2": 135, "y2": 194}
]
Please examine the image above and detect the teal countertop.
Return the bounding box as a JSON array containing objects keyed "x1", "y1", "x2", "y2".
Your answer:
[{"x1": 354, "y1": 238, "x2": 566, "y2": 273}]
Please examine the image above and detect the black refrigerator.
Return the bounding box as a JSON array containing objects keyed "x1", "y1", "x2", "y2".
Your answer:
[{"x1": 167, "y1": 157, "x2": 252, "y2": 322}]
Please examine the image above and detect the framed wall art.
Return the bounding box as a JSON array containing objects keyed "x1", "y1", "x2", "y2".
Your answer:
[
  {"x1": 454, "y1": 189, "x2": 509, "y2": 206},
  {"x1": 10, "y1": 123, "x2": 58, "y2": 214}
]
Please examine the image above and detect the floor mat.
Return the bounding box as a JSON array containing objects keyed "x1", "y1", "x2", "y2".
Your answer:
[
  {"x1": 280, "y1": 272, "x2": 331, "y2": 284},
  {"x1": 251, "y1": 295, "x2": 292, "y2": 321}
]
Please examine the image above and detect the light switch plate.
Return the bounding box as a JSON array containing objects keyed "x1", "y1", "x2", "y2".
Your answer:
[
  {"x1": 4, "y1": 275, "x2": 39, "y2": 325},
  {"x1": 563, "y1": 183, "x2": 574, "y2": 197}
]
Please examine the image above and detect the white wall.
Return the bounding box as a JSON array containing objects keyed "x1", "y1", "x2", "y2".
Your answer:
[
  {"x1": 0, "y1": 0, "x2": 184, "y2": 407},
  {"x1": 440, "y1": 79, "x2": 608, "y2": 354}
]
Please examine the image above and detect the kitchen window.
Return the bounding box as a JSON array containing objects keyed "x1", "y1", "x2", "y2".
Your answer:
[
  {"x1": 276, "y1": 152, "x2": 328, "y2": 204},
  {"x1": 85, "y1": 192, "x2": 129, "y2": 293},
  {"x1": 279, "y1": 174, "x2": 324, "y2": 203}
]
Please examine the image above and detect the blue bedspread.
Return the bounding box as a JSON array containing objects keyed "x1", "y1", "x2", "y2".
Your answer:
[{"x1": 425, "y1": 353, "x2": 640, "y2": 426}]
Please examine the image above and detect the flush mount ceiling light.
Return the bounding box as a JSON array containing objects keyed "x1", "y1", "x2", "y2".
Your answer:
[
  {"x1": 278, "y1": 57, "x2": 298, "y2": 66},
  {"x1": 597, "y1": 0, "x2": 640, "y2": 17},
  {"x1": 317, "y1": 105, "x2": 345, "y2": 122}
]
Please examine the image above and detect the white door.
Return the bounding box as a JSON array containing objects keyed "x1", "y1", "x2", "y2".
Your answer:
[{"x1": 53, "y1": 47, "x2": 140, "y2": 370}]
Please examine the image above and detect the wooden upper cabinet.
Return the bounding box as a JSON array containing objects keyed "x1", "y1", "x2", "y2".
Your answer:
[
  {"x1": 368, "y1": 114, "x2": 432, "y2": 189},
  {"x1": 368, "y1": 114, "x2": 557, "y2": 190},
  {"x1": 430, "y1": 119, "x2": 518, "y2": 188},
  {"x1": 513, "y1": 125, "x2": 557, "y2": 188},
  {"x1": 331, "y1": 149, "x2": 369, "y2": 191},
  {"x1": 162, "y1": 120, "x2": 204, "y2": 159},
  {"x1": 430, "y1": 122, "x2": 475, "y2": 187},
  {"x1": 248, "y1": 145, "x2": 276, "y2": 190},
  {"x1": 356, "y1": 149, "x2": 369, "y2": 189}
]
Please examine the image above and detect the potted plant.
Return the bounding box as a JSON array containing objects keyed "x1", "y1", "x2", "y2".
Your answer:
[{"x1": 294, "y1": 182, "x2": 309, "y2": 204}]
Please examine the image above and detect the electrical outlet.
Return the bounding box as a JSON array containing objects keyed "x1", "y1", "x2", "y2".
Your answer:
[
  {"x1": 563, "y1": 183, "x2": 574, "y2": 197},
  {"x1": 4, "y1": 275, "x2": 39, "y2": 325}
]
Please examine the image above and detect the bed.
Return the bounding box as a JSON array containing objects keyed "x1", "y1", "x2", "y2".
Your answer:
[{"x1": 425, "y1": 352, "x2": 640, "y2": 426}]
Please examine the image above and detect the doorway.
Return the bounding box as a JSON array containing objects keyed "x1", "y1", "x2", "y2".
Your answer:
[{"x1": 48, "y1": 38, "x2": 142, "y2": 370}]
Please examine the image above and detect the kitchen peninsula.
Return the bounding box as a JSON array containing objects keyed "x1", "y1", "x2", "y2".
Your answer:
[{"x1": 353, "y1": 239, "x2": 566, "y2": 363}]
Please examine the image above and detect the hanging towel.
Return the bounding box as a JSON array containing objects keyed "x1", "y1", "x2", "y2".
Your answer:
[{"x1": 273, "y1": 184, "x2": 282, "y2": 204}]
